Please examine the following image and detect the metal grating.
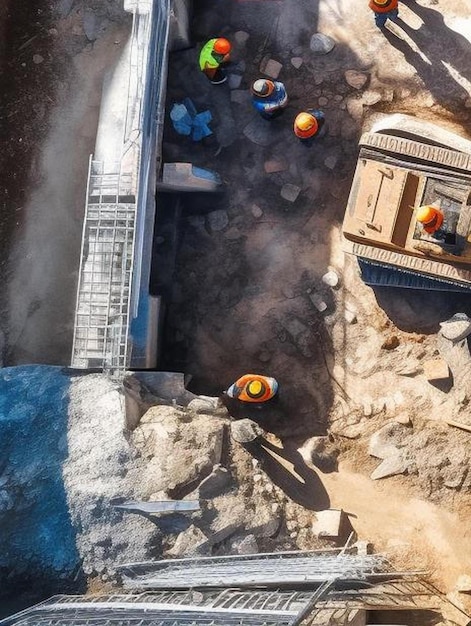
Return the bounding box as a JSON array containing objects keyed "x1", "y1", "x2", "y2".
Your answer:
[
  {"x1": 71, "y1": 159, "x2": 136, "y2": 370},
  {"x1": 119, "y1": 550, "x2": 390, "y2": 590}
]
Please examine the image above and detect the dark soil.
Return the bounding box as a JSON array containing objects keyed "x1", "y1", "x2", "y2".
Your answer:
[{"x1": 0, "y1": 0, "x2": 65, "y2": 276}]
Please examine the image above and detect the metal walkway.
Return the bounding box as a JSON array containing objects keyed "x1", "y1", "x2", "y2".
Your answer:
[{"x1": 71, "y1": 0, "x2": 171, "y2": 371}]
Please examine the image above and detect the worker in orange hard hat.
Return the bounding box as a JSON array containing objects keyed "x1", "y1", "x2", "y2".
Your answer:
[
  {"x1": 293, "y1": 109, "x2": 326, "y2": 145},
  {"x1": 199, "y1": 38, "x2": 232, "y2": 84},
  {"x1": 369, "y1": 0, "x2": 399, "y2": 29},
  {"x1": 226, "y1": 374, "x2": 279, "y2": 404},
  {"x1": 416, "y1": 205, "x2": 444, "y2": 235},
  {"x1": 251, "y1": 78, "x2": 288, "y2": 120}
]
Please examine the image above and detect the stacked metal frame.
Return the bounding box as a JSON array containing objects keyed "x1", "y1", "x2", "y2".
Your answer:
[{"x1": 118, "y1": 549, "x2": 390, "y2": 590}]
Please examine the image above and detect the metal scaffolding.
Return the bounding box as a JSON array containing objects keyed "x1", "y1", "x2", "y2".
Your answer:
[
  {"x1": 71, "y1": 0, "x2": 170, "y2": 371},
  {"x1": 71, "y1": 160, "x2": 136, "y2": 370}
]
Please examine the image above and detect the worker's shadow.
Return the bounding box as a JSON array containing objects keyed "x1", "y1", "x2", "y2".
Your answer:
[
  {"x1": 243, "y1": 437, "x2": 330, "y2": 511},
  {"x1": 383, "y1": 1, "x2": 471, "y2": 113}
]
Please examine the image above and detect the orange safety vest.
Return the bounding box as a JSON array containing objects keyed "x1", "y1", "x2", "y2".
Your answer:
[
  {"x1": 369, "y1": 0, "x2": 398, "y2": 13},
  {"x1": 232, "y1": 374, "x2": 277, "y2": 403}
]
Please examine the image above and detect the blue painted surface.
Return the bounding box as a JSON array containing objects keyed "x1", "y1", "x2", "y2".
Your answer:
[{"x1": 0, "y1": 366, "x2": 79, "y2": 590}]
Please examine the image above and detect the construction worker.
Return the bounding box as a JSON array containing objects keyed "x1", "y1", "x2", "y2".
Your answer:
[
  {"x1": 199, "y1": 38, "x2": 232, "y2": 84},
  {"x1": 226, "y1": 374, "x2": 279, "y2": 404},
  {"x1": 293, "y1": 109, "x2": 326, "y2": 145},
  {"x1": 369, "y1": 0, "x2": 399, "y2": 29},
  {"x1": 251, "y1": 79, "x2": 288, "y2": 120},
  {"x1": 416, "y1": 205, "x2": 444, "y2": 235}
]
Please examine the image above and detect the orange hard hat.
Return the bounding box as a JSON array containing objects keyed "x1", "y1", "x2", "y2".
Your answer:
[
  {"x1": 251, "y1": 79, "x2": 275, "y2": 98},
  {"x1": 213, "y1": 38, "x2": 231, "y2": 55},
  {"x1": 294, "y1": 112, "x2": 318, "y2": 133},
  {"x1": 416, "y1": 205, "x2": 439, "y2": 225},
  {"x1": 372, "y1": 0, "x2": 389, "y2": 5},
  {"x1": 246, "y1": 379, "x2": 265, "y2": 399}
]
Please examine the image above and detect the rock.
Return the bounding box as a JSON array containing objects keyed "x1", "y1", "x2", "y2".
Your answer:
[
  {"x1": 443, "y1": 465, "x2": 468, "y2": 490},
  {"x1": 199, "y1": 465, "x2": 233, "y2": 499},
  {"x1": 261, "y1": 58, "x2": 283, "y2": 79},
  {"x1": 455, "y1": 574, "x2": 471, "y2": 593},
  {"x1": 309, "y1": 33, "x2": 335, "y2": 55},
  {"x1": 346, "y1": 98, "x2": 364, "y2": 121},
  {"x1": 309, "y1": 292, "x2": 327, "y2": 313},
  {"x1": 251, "y1": 204, "x2": 263, "y2": 218},
  {"x1": 371, "y1": 453, "x2": 409, "y2": 480},
  {"x1": 344, "y1": 70, "x2": 368, "y2": 90},
  {"x1": 324, "y1": 156, "x2": 337, "y2": 170},
  {"x1": 281, "y1": 184, "x2": 301, "y2": 202},
  {"x1": 83, "y1": 10, "x2": 101, "y2": 41},
  {"x1": 291, "y1": 57, "x2": 303, "y2": 69},
  {"x1": 423, "y1": 358, "x2": 450, "y2": 383},
  {"x1": 381, "y1": 335, "x2": 399, "y2": 350},
  {"x1": 322, "y1": 270, "x2": 339, "y2": 288},
  {"x1": 207, "y1": 210, "x2": 229, "y2": 232},
  {"x1": 397, "y1": 360, "x2": 421, "y2": 377},
  {"x1": 368, "y1": 422, "x2": 410, "y2": 459},
  {"x1": 32, "y1": 54, "x2": 44, "y2": 65},
  {"x1": 231, "y1": 89, "x2": 250, "y2": 105},
  {"x1": 264, "y1": 160, "x2": 288, "y2": 173},
  {"x1": 228, "y1": 74, "x2": 243, "y2": 89},
  {"x1": 439, "y1": 313, "x2": 471, "y2": 343},
  {"x1": 318, "y1": 96, "x2": 328, "y2": 106},
  {"x1": 362, "y1": 90, "x2": 382, "y2": 106},
  {"x1": 187, "y1": 396, "x2": 221, "y2": 414},
  {"x1": 249, "y1": 515, "x2": 281, "y2": 539},
  {"x1": 354, "y1": 540, "x2": 373, "y2": 555},
  {"x1": 394, "y1": 412, "x2": 412, "y2": 426},
  {"x1": 166, "y1": 524, "x2": 210, "y2": 557},
  {"x1": 230, "y1": 418, "x2": 265, "y2": 443},
  {"x1": 312, "y1": 509, "x2": 352, "y2": 542},
  {"x1": 231, "y1": 534, "x2": 259, "y2": 555},
  {"x1": 344, "y1": 309, "x2": 357, "y2": 324},
  {"x1": 299, "y1": 436, "x2": 338, "y2": 472},
  {"x1": 234, "y1": 31, "x2": 250, "y2": 46}
]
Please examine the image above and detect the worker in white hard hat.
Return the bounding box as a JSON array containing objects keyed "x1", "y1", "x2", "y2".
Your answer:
[{"x1": 251, "y1": 79, "x2": 288, "y2": 120}]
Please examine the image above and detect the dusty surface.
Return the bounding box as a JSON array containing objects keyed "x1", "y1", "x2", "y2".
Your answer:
[
  {"x1": 2, "y1": 0, "x2": 471, "y2": 618},
  {"x1": 0, "y1": 1, "x2": 131, "y2": 365},
  {"x1": 158, "y1": 0, "x2": 471, "y2": 602}
]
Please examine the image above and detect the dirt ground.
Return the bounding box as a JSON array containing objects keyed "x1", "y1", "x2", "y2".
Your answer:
[
  {"x1": 158, "y1": 0, "x2": 471, "y2": 599},
  {"x1": 2, "y1": 0, "x2": 471, "y2": 611}
]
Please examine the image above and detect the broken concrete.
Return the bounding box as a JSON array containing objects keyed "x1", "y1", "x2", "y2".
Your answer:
[
  {"x1": 371, "y1": 453, "x2": 409, "y2": 481},
  {"x1": 439, "y1": 313, "x2": 471, "y2": 343},
  {"x1": 198, "y1": 465, "x2": 233, "y2": 499}
]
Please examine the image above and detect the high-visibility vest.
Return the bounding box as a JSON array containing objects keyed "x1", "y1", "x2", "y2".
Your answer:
[
  {"x1": 228, "y1": 374, "x2": 278, "y2": 403},
  {"x1": 199, "y1": 39, "x2": 221, "y2": 71},
  {"x1": 369, "y1": 0, "x2": 398, "y2": 13}
]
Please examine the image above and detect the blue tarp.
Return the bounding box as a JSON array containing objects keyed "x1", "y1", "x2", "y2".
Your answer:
[{"x1": 170, "y1": 97, "x2": 213, "y2": 142}]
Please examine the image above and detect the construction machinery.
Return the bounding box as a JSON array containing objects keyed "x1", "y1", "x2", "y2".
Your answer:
[{"x1": 343, "y1": 114, "x2": 471, "y2": 292}]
